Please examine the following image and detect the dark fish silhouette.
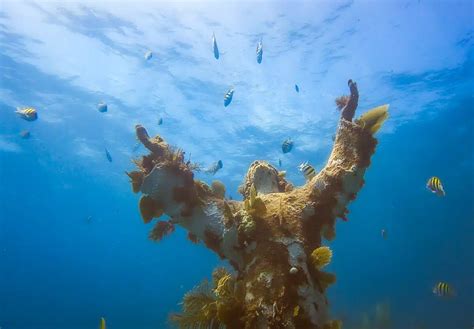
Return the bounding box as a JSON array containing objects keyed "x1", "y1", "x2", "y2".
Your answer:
[
  {"x1": 256, "y1": 40, "x2": 263, "y2": 64},
  {"x1": 212, "y1": 33, "x2": 219, "y2": 60},
  {"x1": 105, "y1": 148, "x2": 112, "y2": 162}
]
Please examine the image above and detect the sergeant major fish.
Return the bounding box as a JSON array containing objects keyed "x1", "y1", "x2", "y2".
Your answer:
[
  {"x1": 224, "y1": 88, "x2": 234, "y2": 107},
  {"x1": 426, "y1": 176, "x2": 445, "y2": 196},
  {"x1": 15, "y1": 107, "x2": 38, "y2": 121},
  {"x1": 433, "y1": 282, "x2": 454, "y2": 297},
  {"x1": 299, "y1": 161, "x2": 316, "y2": 181}
]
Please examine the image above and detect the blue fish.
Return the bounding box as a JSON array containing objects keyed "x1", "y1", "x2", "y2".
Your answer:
[
  {"x1": 206, "y1": 160, "x2": 223, "y2": 175},
  {"x1": 212, "y1": 33, "x2": 219, "y2": 60},
  {"x1": 144, "y1": 51, "x2": 153, "y2": 60},
  {"x1": 158, "y1": 117, "x2": 163, "y2": 125},
  {"x1": 295, "y1": 84, "x2": 299, "y2": 93},
  {"x1": 20, "y1": 130, "x2": 31, "y2": 139},
  {"x1": 278, "y1": 158, "x2": 282, "y2": 167},
  {"x1": 281, "y1": 138, "x2": 293, "y2": 153},
  {"x1": 224, "y1": 88, "x2": 234, "y2": 107},
  {"x1": 97, "y1": 102, "x2": 108, "y2": 113},
  {"x1": 256, "y1": 40, "x2": 263, "y2": 64},
  {"x1": 105, "y1": 148, "x2": 112, "y2": 162}
]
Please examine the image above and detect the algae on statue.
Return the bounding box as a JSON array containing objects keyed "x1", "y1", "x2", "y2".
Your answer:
[{"x1": 126, "y1": 80, "x2": 389, "y2": 328}]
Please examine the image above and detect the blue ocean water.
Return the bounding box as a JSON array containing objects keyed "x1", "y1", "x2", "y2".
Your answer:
[{"x1": 0, "y1": 1, "x2": 473, "y2": 329}]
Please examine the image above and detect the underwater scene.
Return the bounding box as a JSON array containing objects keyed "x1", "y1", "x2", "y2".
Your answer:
[{"x1": 0, "y1": 1, "x2": 473, "y2": 329}]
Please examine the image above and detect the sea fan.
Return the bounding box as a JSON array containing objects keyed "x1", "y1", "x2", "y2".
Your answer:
[
  {"x1": 311, "y1": 246, "x2": 333, "y2": 269},
  {"x1": 149, "y1": 221, "x2": 175, "y2": 242},
  {"x1": 169, "y1": 280, "x2": 223, "y2": 329}
]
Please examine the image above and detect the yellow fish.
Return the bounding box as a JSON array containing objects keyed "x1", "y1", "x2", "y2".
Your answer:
[
  {"x1": 99, "y1": 317, "x2": 106, "y2": 329},
  {"x1": 433, "y1": 282, "x2": 454, "y2": 297},
  {"x1": 299, "y1": 161, "x2": 317, "y2": 181},
  {"x1": 426, "y1": 176, "x2": 445, "y2": 196},
  {"x1": 15, "y1": 107, "x2": 38, "y2": 121}
]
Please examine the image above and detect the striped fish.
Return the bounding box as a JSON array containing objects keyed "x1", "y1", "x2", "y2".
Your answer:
[
  {"x1": 224, "y1": 88, "x2": 234, "y2": 107},
  {"x1": 281, "y1": 138, "x2": 293, "y2": 153},
  {"x1": 212, "y1": 33, "x2": 219, "y2": 60},
  {"x1": 256, "y1": 40, "x2": 263, "y2": 64},
  {"x1": 426, "y1": 176, "x2": 445, "y2": 196},
  {"x1": 299, "y1": 161, "x2": 317, "y2": 181},
  {"x1": 433, "y1": 282, "x2": 454, "y2": 297},
  {"x1": 15, "y1": 107, "x2": 38, "y2": 121}
]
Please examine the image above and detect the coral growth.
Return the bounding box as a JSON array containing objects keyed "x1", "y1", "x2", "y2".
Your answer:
[
  {"x1": 128, "y1": 80, "x2": 389, "y2": 328},
  {"x1": 170, "y1": 268, "x2": 244, "y2": 329},
  {"x1": 311, "y1": 246, "x2": 333, "y2": 269},
  {"x1": 149, "y1": 220, "x2": 175, "y2": 242}
]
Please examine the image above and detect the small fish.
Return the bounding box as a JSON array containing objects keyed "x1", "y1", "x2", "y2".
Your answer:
[
  {"x1": 426, "y1": 176, "x2": 445, "y2": 196},
  {"x1": 206, "y1": 160, "x2": 223, "y2": 175},
  {"x1": 433, "y1": 282, "x2": 454, "y2": 297},
  {"x1": 99, "y1": 317, "x2": 106, "y2": 329},
  {"x1": 278, "y1": 158, "x2": 282, "y2": 167},
  {"x1": 295, "y1": 84, "x2": 299, "y2": 93},
  {"x1": 224, "y1": 88, "x2": 234, "y2": 107},
  {"x1": 97, "y1": 102, "x2": 108, "y2": 113},
  {"x1": 86, "y1": 216, "x2": 93, "y2": 223},
  {"x1": 281, "y1": 138, "x2": 293, "y2": 153},
  {"x1": 212, "y1": 32, "x2": 219, "y2": 60},
  {"x1": 144, "y1": 50, "x2": 153, "y2": 60},
  {"x1": 256, "y1": 40, "x2": 263, "y2": 64},
  {"x1": 381, "y1": 229, "x2": 387, "y2": 239},
  {"x1": 105, "y1": 148, "x2": 112, "y2": 162},
  {"x1": 19, "y1": 130, "x2": 31, "y2": 139},
  {"x1": 158, "y1": 117, "x2": 163, "y2": 125},
  {"x1": 15, "y1": 107, "x2": 38, "y2": 121},
  {"x1": 299, "y1": 161, "x2": 317, "y2": 181}
]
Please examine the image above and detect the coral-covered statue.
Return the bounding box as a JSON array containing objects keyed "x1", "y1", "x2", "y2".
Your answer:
[{"x1": 127, "y1": 80, "x2": 389, "y2": 329}]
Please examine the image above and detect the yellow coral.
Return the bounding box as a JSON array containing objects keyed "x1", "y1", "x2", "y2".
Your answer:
[
  {"x1": 168, "y1": 280, "x2": 220, "y2": 329},
  {"x1": 311, "y1": 246, "x2": 333, "y2": 269},
  {"x1": 214, "y1": 274, "x2": 233, "y2": 298},
  {"x1": 356, "y1": 104, "x2": 389, "y2": 134},
  {"x1": 244, "y1": 184, "x2": 266, "y2": 216}
]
